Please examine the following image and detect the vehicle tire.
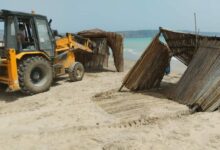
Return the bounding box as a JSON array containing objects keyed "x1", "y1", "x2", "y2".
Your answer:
[
  {"x1": 68, "y1": 62, "x2": 85, "y2": 82},
  {"x1": 18, "y1": 56, "x2": 53, "y2": 95}
]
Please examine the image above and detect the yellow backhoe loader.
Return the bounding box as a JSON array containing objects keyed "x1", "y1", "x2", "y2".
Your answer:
[{"x1": 0, "y1": 10, "x2": 93, "y2": 94}]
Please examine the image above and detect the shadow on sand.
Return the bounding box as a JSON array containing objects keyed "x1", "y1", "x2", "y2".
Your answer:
[
  {"x1": 0, "y1": 69, "x2": 116, "y2": 102},
  {"x1": 120, "y1": 81, "x2": 178, "y2": 100},
  {"x1": 0, "y1": 77, "x2": 66, "y2": 102},
  {"x1": 85, "y1": 68, "x2": 116, "y2": 73}
]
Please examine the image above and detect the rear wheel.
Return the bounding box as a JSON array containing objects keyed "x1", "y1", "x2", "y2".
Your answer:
[
  {"x1": 68, "y1": 62, "x2": 85, "y2": 82},
  {"x1": 18, "y1": 56, "x2": 53, "y2": 95}
]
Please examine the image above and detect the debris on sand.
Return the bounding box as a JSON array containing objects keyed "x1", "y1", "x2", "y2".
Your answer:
[
  {"x1": 121, "y1": 27, "x2": 220, "y2": 112},
  {"x1": 78, "y1": 29, "x2": 124, "y2": 72}
]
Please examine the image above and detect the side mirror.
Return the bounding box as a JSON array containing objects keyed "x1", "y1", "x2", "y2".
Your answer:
[
  {"x1": 48, "y1": 19, "x2": 52, "y2": 27},
  {"x1": 53, "y1": 30, "x2": 59, "y2": 37}
]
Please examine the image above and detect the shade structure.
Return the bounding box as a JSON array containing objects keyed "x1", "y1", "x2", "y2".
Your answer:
[
  {"x1": 78, "y1": 29, "x2": 124, "y2": 72},
  {"x1": 121, "y1": 28, "x2": 220, "y2": 112}
]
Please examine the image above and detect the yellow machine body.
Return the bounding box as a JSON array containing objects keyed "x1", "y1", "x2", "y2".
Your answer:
[
  {"x1": 0, "y1": 33, "x2": 92, "y2": 92},
  {"x1": 0, "y1": 10, "x2": 93, "y2": 93}
]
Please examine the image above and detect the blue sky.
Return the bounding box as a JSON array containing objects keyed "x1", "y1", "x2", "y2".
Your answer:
[{"x1": 1, "y1": 0, "x2": 220, "y2": 33}]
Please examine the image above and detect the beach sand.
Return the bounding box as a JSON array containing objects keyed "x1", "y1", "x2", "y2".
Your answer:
[{"x1": 0, "y1": 59, "x2": 219, "y2": 150}]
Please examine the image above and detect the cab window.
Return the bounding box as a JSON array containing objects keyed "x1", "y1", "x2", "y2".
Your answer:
[
  {"x1": 35, "y1": 19, "x2": 53, "y2": 50},
  {"x1": 6, "y1": 17, "x2": 17, "y2": 50},
  {"x1": 0, "y1": 19, "x2": 4, "y2": 49},
  {"x1": 17, "y1": 18, "x2": 36, "y2": 50}
]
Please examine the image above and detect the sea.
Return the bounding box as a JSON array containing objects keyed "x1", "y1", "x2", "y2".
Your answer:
[
  {"x1": 124, "y1": 37, "x2": 187, "y2": 74},
  {"x1": 124, "y1": 38, "x2": 152, "y2": 60}
]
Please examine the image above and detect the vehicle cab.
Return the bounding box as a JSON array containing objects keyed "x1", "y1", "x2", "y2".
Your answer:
[{"x1": 0, "y1": 10, "x2": 55, "y2": 58}]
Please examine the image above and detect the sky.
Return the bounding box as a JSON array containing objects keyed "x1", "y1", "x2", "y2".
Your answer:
[{"x1": 1, "y1": 0, "x2": 220, "y2": 33}]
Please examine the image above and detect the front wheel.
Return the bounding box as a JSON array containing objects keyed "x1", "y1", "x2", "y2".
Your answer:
[{"x1": 68, "y1": 62, "x2": 85, "y2": 82}]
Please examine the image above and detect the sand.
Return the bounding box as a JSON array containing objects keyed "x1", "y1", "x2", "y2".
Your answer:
[{"x1": 0, "y1": 59, "x2": 219, "y2": 150}]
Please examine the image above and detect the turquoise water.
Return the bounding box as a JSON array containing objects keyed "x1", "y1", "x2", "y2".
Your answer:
[
  {"x1": 124, "y1": 37, "x2": 153, "y2": 60},
  {"x1": 124, "y1": 37, "x2": 187, "y2": 73}
]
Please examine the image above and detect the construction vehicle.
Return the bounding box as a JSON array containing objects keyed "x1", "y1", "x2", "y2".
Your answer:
[{"x1": 0, "y1": 10, "x2": 93, "y2": 95}]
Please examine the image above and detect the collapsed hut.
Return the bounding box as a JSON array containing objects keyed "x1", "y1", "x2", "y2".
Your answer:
[
  {"x1": 77, "y1": 29, "x2": 124, "y2": 72},
  {"x1": 121, "y1": 27, "x2": 220, "y2": 112}
]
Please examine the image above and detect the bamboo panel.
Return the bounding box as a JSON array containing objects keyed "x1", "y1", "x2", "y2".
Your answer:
[
  {"x1": 172, "y1": 39, "x2": 220, "y2": 111},
  {"x1": 161, "y1": 28, "x2": 198, "y2": 65},
  {"x1": 78, "y1": 29, "x2": 124, "y2": 72},
  {"x1": 122, "y1": 34, "x2": 170, "y2": 91},
  {"x1": 161, "y1": 28, "x2": 220, "y2": 66},
  {"x1": 75, "y1": 38, "x2": 109, "y2": 70}
]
